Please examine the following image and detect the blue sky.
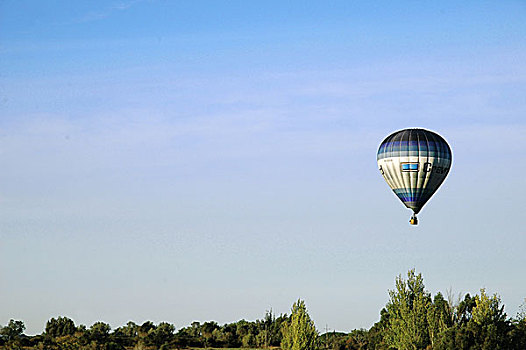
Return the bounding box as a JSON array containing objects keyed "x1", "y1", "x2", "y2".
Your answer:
[{"x1": 1, "y1": 0, "x2": 526, "y2": 335}]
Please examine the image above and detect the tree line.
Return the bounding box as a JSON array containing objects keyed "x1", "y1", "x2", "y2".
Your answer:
[
  {"x1": 2, "y1": 270, "x2": 525, "y2": 349},
  {"x1": 0, "y1": 310, "x2": 289, "y2": 350}
]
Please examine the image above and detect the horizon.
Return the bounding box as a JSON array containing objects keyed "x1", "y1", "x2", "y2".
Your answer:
[{"x1": 5, "y1": 269, "x2": 525, "y2": 336}]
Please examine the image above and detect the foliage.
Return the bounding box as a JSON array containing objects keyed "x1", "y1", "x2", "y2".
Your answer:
[
  {"x1": 0, "y1": 319, "x2": 25, "y2": 342},
  {"x1": 45, "y1": 316, "x2": 77, "y2": 337},
  {"x1": 152, "y1": 322, "x2": 176, "y2": 348},
  {"x1": 112, "y1": 321, "x2": 138, "y2": 347},
  {"x1": 385, "y1": 269, "x2": 432, "y2": 349},
  {"x1": 281, "y1": 299, "x2": 318, "y2": 350},
  {"x1": 89, "y1": 321, "x2": 111, "y2": 341}
]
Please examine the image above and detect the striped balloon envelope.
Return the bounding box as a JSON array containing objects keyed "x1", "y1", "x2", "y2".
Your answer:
[{"x1": 377, "y1": 128, "x2": 452, "y2": 225}]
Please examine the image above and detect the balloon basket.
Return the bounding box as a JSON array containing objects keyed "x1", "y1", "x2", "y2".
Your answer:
[{"x1": 409, "y1": 215, "x2": 418, "y2": 225}]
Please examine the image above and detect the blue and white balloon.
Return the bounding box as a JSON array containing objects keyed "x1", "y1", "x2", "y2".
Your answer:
[{"x1": 377, "y1": 128, "x2": 452, "y2": 225}]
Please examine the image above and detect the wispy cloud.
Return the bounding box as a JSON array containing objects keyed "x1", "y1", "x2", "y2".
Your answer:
[{"x1": 67, "y1": 0, "x2": 148, "y2": 24}]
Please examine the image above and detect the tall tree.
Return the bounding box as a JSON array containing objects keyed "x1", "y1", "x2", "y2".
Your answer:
[
  {"x1": 427, "y1": 292, "x2": 453, "y2": 347},
  {"x1": 385, "y1": 269, "x2": 431, "y2": 350},
  {"x1": 469, "y1": 289, "x2": 510, "y2": 349},
  {"x1": 281, "y1": 299, "x2": 318, "y2": 350}
]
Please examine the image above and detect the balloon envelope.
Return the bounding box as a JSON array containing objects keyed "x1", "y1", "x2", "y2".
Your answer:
[{"x1": 377, "y1": 128, "x2": 452, "y2": 216}]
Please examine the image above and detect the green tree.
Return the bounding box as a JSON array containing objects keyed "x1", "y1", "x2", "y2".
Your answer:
[
  {"x1": 254, "y1": 309, "x2": 281, "y2": 348},
  {"x1": 112, "y1": 321, "x2": 138, "y2": 347},
  {"x1": 509, "y1": 298, "x2": 526, "y2": 350},
  {"x1": 235, "y1": 319, "x2": 255, "y2": 347},
  {"x1": 190, "y1": 321, "x2": 201, "y2": 338},
  {"x1": 216, "y1": 322, "x2": 239, "y2": 347},
  {"x1": 366, "y1": 308, "x2": 390, "y2": 350},
  {"x1": 242, "y1": 332, "x2": 256, "y2": 348},
  {"x1": 281, "y1": 299, "x2": 318, "y2": 350},
  {"x1": 272, "y1": 313, "x2": 289, "y2": 346},
  {"x1": 174, "y1": 322, "x2": 203, "y2": 348},
  {"x1": 0, "y1": 319, "x2": 25, "y2": 342},
  {"x1": 433, "y1": 293, "x2": 476, "y2": 350},
  {"x1": 455, "y1": 293, "x2": 477, "y2": 325},
  {"x1": 471, "y1": 289, "x2": 506, "y2": 325},
  {"x1": 201, "y1": 321, "x2": 219, "y2": 348},
  {"x1": 427, "y1": 292, "x2": 453, "y2": 347},
  {"x1": 385, "y1": 269, "x2": 431, "y2": 350},
  {"x1": 431, "y1": 290, "x2": 519, "y2": 350},
  {"x1": 136, "y1": 321, "x2": 157, "y2": 348},
  {"x1": 45, "y1": 316, "x2": 77, "y2": 337},
  {"x1": 89, "y1": 321, "x2": 111, "y2": 349},
  {"x1": 344, "y1": 329, "x2": 368, "y2": 350},
  {"x1": 468, "y1": 289, "x2": 510, "y2": 349},
  {"x1": 152, "y1": 322, "x2": 175, "y2": 348}
]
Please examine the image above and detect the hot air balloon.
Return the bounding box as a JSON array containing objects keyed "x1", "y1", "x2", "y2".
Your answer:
[{"x1": 377, "y1": 128, "x2": 452, "y2": 225}]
